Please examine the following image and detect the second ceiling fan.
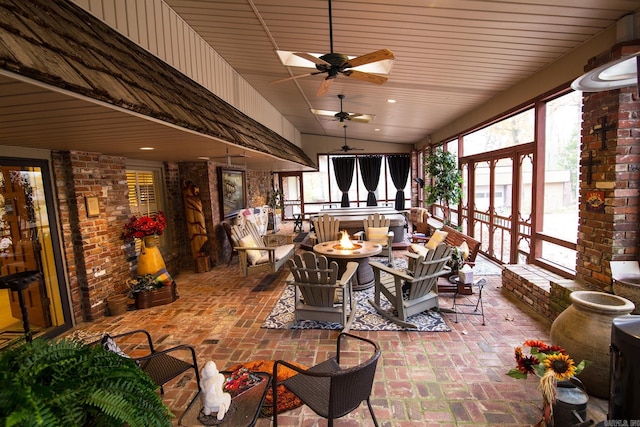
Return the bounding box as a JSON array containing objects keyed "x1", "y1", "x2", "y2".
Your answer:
[
  {"x1": 312, "y1": 94, "x2": 374, "y2": 125},
  {"x1": 272, "y1": 0, "x2": 395, "y2": 96}
]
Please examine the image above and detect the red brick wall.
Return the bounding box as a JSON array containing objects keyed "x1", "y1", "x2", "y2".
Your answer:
[
  {"x1": 52, "y1": 151, "x2": 132, "y2": 321},
  {"x1": 576, "y1": 43, "x2": 640, "y2": 291}
]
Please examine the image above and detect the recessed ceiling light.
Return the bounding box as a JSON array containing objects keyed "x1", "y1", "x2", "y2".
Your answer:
[
  {"x1": 139, "y1": 147, "x2": 154, "y2": 151},
  {"x1": 197, "y1": 156, "x2": 210, "y2": 160},
  {"x1": 387, "y1": 99, "x2": 397, "y2": 103},
  {"x1": 572, "y1": 51, "x2": 640, "y2": 92},
  {"x1": 374, "y1": 128, "x2": 380, "y2": 132}
]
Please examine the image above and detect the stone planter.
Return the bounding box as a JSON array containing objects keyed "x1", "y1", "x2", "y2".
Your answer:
[
  {"x1": 134, "y1": 283, "x2": 178, "y2": 310},
  {"x1": 550, "y1": 291, "x2": 635, "y2": 398}
]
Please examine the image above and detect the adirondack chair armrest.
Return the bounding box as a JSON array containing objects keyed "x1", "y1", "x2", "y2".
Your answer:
[
  {"x1": 339, "y1": 261, "x2": 359, "y2": 286},
  {"x1": 234, "y1": 245, "x2": 276, "y2": 252},
  {"x1": 370, "y1": 261, "x2": 413, "y2": 281},
  {"x1": 353, "y1": 231, "x2": 365, "y2": 239}
]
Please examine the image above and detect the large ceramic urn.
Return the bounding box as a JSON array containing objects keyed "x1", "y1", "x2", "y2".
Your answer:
[{"x1": 550, "y1": 291, "x2": 634, "y2": 398}]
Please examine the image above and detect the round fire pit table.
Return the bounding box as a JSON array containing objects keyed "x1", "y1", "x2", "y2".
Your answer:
[{"x1": 312, "y1": 240, "x2": 382, "y2": 291}]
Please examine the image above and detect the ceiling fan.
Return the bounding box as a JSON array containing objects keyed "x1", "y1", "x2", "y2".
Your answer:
[
  {"x1": 330, "y1": 125, "x2": 364, "y2": 153},
  {"x1": 312, "y1": 94, "x2": 374, "y2": 126},
  {"x1": 271, "y1": 0, "x2": 395, "y2": 96}
]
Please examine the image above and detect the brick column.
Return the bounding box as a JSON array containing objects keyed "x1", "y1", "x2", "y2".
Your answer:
[{"x1": 576, "y1": 43, "x2": 640, "y2": 291}]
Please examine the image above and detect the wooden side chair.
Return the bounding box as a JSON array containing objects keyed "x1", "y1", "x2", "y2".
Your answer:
[
  {"x1": 369, "y1": 243, "x2": 452, "y2": 328},
  {"x1": 354, "y1": 213, "x2": 394, "y2": 266},
  {"x1": 287, "y1": 252, "x2": 358, "y2": 332},
  {"x1": 229, "y1": 221, "x2": 294, "y2": 276},
  {"x1": 309, "y1": 214, "x2": 341, "y2": 245}
]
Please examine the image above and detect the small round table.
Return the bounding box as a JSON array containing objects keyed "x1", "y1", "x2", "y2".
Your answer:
[{"x1": 312, "y1": 240, "x2": 382, "y2": 291}]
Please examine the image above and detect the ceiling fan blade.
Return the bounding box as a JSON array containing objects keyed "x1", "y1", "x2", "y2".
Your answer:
[
  {"x1": 270, "y1": 72, "x2": 316, "y2": 84},
  {"x1": 346, "y1": 48, "x2": 395, "y2": 68},
  {"x1": 293, "y1": 52, "x2": 331, "y2": 66},
  {"x1": 346, "y1": 70, "x2": 388, "y2": 85},
  {"x1": 317, "y1": 77, "x2": 334, "y2": 96}
]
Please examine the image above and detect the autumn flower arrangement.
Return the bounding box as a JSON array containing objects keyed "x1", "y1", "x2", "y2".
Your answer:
[
  {"x1": 121, "y1": 211, "x2": 167, "y2": 240},
  {"x1": 507, "y1": 340, "x2": 590, "y2": 426}
]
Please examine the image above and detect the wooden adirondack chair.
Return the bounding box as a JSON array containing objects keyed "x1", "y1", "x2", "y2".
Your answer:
[
  {"x1": 369, "y1": 243, "x2": 452, "y2": 328},
  {"x1": 287, "y1": 252, "x2": 358, "y2": 332},
  {"x1": 354, "y1": 213, "x2": 394, "y2": 266},
  {"x1": 229, "y1": 221, "x2": 294, "y2": 277},
  {"x1": 309, "y1": 214, "x2": 341, "y2": 245}
]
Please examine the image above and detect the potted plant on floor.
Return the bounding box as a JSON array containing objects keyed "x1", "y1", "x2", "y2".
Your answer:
[
  {"x1": 423, "y1": 148, "x2": 463, "y2": 225},
  {"x1": 127, "y1": 274, "x2": 176, "y2": 309},
  {"x1": 0, "y1": 337, "x2": 172, "y2": 426}
]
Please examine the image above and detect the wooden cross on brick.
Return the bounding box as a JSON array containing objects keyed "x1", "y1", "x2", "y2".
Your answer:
[{"x1": 580, "y1": 150, "x2": 601, "y2": 185}]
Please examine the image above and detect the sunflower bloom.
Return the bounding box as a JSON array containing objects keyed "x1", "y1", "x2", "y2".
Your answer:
[
  {"x1": 515, "y1": 347, "x2": 523, "y2": 360},
  {"x1": 544, "y1": 353, "x2": 577, "y2": 381},
  {"x1": 524, "y1": 340, "x2": 548, "y2": 351},
  {"x1": 517, "y1": 355, "x2": 539, "y2": 375}
]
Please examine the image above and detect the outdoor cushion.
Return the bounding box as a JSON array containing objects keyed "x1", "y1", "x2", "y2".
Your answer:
[
  {"x1": 255, "y1": 244, "x2": 295, "y2": 265},
  {"x1": 239, "y1": 234, "x2": 267, "y2": 266},
  {"x1": 410, "y1": 243, "x2": 429, "y2": 258},
  {"x1": 426, "y1": 230, "x2": 448, "y2": 250},
  {"x1": 367, "y1": 226, "x2": 390, "y2": 246},
  {"x1": 458, "y1": 241, "x2": 470, "y2": 261}
]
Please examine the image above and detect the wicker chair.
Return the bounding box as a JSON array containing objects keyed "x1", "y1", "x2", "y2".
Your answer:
[
  {"x1": 272, "y1": 332, "x2": 380, "y2": 427},
  {"x1": 101, "y1": 329, "x2": 200, "y2": 395}
]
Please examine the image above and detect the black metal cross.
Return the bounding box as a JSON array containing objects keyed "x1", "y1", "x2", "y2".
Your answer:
[
  {"x1": 590, "y1": 116, "x2": 616, "y2": 150},
  {"x1": 580, "y1": 150, "x2": 601, "y2": 185}
]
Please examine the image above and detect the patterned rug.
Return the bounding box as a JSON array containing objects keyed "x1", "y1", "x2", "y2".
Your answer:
[{"x1": 262, "y1": 257, "x2": 450, "y2": 332}]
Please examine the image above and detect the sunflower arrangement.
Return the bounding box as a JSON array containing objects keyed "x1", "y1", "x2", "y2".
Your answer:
[{"x1": 507, "y1": 340, "x2": 590, "y2": 426}]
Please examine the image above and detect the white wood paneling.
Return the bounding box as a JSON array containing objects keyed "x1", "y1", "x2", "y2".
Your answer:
[{"x1": 72, "y1": 0, "x2": 296, "y2": 141}]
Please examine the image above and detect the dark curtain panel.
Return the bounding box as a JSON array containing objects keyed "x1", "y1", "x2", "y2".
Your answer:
[
  {"x1": 387, "y1": 154, "x2": 411, "y2": 210},
  {"x1": 332, "y1": 157, "x2": 355, "y2": 207},
  {"x1": 358, "y1": 155, "x2": 382, "y2": 206}
]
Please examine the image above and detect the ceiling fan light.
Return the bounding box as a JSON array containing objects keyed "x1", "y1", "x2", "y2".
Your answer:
[{"x1": 276, "y1": 50, "x2": 393, "y2": 75}]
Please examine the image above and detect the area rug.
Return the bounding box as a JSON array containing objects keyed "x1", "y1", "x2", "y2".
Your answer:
[
  {"x1": 293, "y1": 232, "x2": 308, "y2": 243},
  {"x1": 262, "y1": 259, "x2": 450, "y2": 332},
  {"x1": 226, "y1": 360, "x2": 306, "y2": 416}
]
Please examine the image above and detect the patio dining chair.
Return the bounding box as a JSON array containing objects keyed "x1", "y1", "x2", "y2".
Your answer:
[
  {"x1": 272, "y1": 332, "x2": 380, "y2": 427},
  {"x1": 100, "y1": 329, "x2": 200, "y2": 395}
]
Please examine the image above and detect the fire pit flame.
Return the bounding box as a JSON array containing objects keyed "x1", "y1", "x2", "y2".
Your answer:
[
  {"x1": 339, "y1": 230, "x2": 355, "y2": 250},
  {"x1": 333, "y1": 230, "x2": 362, "y2": 251}
]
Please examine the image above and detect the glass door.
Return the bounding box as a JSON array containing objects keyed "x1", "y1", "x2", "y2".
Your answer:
[
  {"x1": 279, "y1": 173, "x2": 303, "y2": 221},
  {"x1": 0, "y1": 159, "x2": 70, "y2": 348}
]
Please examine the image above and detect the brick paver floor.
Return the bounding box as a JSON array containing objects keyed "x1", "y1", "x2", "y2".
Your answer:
[{"x1": 67, "y1": 225, "x2": 607, "y2": 426}]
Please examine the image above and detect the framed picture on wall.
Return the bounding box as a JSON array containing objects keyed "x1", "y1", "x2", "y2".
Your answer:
[{"x1": 218, "y1": 168, "x2": 246, "y2": 218}]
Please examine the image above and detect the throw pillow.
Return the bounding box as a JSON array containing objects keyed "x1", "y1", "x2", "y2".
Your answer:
[
  {"x1": 367, "y1": 226, "x2": 389, "y2": 245},
  {"x1": 458, "y1": 241, "x2": 470, "y2": 261},
  {"x1": 238, "y1": 234, "x2": 266, "y2": 266},
  {"x1": 426, "y1": 229, "x2": 448, "y2": 250}
]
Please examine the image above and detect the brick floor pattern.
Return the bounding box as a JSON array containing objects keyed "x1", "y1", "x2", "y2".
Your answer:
[{"x1": 68, "y1": 244, "x2": 607, "y2": 426}]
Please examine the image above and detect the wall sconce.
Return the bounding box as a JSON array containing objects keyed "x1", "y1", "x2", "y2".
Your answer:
[{"x1": 413, "y1": 177, "x2": 424, "y2": 188}]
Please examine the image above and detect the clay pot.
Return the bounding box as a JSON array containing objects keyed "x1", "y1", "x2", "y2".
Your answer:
[
  {"x1": 612, "y1": 274, "x2": 640, "y2": 315},
  {"x1": 550, "y1": 291, "x2": 635, "y2": 398}
]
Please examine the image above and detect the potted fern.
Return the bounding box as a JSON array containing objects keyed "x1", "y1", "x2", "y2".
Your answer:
[{"x1": 0, "y1": 337, "x2": 172, "y2": 427}]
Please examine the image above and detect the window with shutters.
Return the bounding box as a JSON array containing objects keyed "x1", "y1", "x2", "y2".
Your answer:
[{"x1": 125, "y1": 165, "x2": 166, "y2": 249}]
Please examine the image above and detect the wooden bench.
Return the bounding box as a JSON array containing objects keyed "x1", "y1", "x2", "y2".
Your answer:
[{"x1": 411, "y1": 224, "x2": 481, "y2": 295}]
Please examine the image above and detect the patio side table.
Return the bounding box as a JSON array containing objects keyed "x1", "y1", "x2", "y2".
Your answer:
[{"x1": 179, "y1": 371, "x2": 271, "y2": 427}]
